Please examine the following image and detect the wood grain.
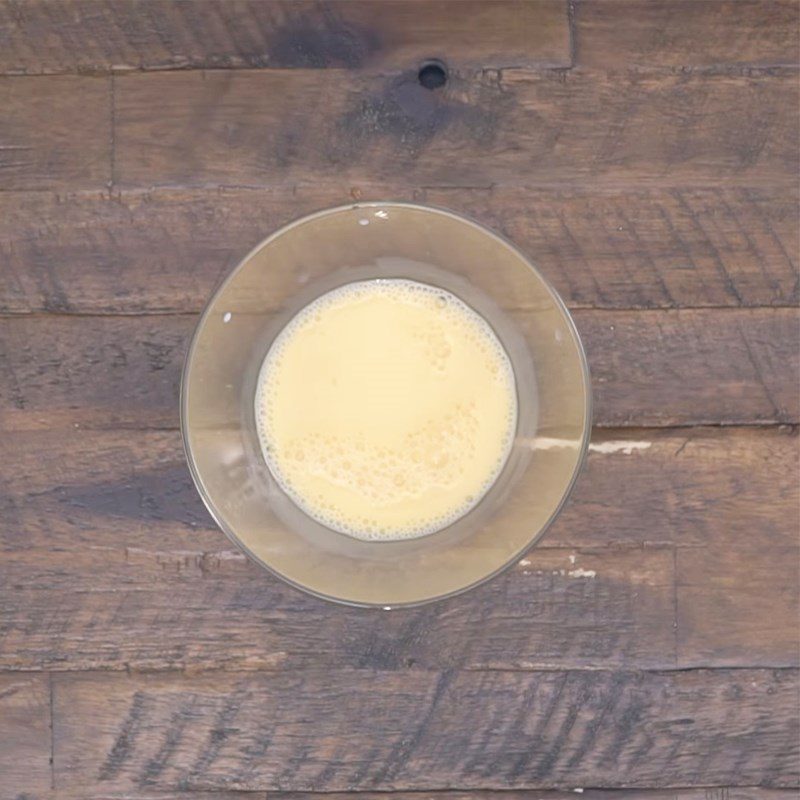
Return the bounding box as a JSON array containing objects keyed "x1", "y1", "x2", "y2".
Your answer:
[
  {"x1": 5, "y1": 427, "x2": 795, "y2": 551},
  {"x1": 113, "y1": 68, "x2": 799, "y2": 188},
  {"x1": 678, "y1": 541, "x2": 800, "y2": 669},
  {"x1": 237, "y1": 793, "x2": 800, "y2": 800},
  {"x1": 0, "y1": 540, "x2": 677, "y2": 673},
  {"x1": 228, "y1": 793, "x2": 800, "y2": 800},
  {"x1": 16, "y1": 791, "x2": 800, "y2": 800},
  {"x1": 199, "y1": 793, "x2": 800, "y2": 800},
  {"x1": 1, "y1": 309, "x2": 796, "y2": 431},
  {"x1": 52, "y1": 668, "x2": 800, "y2": 791},
  {"x1": 570, "y1": 426, "x2": 799, "y2": 547},
  {"x1": 573, "y1": 308, "x2": 800, "y2": 428},
  {"x1": 0, "y1": 75, "x2": 110, "y2": 191},
  {"x1": 575, "y1": 0, "x2": 800, "y2": 69},
  {"x1": 0, "y1": 674, "x2": 51, "y2": 800},
  {"x1": 17, "y1": 790, "x2": 800, "y2": 800},
  {"x1": 0, "y1": 313, "x2": 188, "y2": 430},
  {"x1": 42, "y1": 793, "x2": 260, "y2": 800},
  {"x1": 1, "y1": 426, "x2": 795, "y2": 672},
  {"x1": 0, "y1": 0, "x2": 570, "y2": 75},
  {"x1": 7, "y1": 789, "x2": 798, "y2": 800},
  {"x1": 0, "y1": 184, "x2": 796, "y2": 314},
  {"x1": 45, "y1": 793, "x2": 256, "y2": 800},
  {"x1": 2, "y1": 3, "x2": 798, "y2": 793}
]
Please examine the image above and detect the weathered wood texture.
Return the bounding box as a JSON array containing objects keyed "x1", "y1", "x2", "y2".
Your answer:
[
  {"x1": 51, "y1": 668, "x2": 799, "y2": 791},
  {"x1": 8, "y1": 790, "x2": 800, "y2": 800},
  {"x1": 0, "y1": 0, "x2": 571, "y2": 74},
  {"x1": 574, "y1": 308, "x2": 799, "y2": 427},
  {"x1": 113, "y1": 68, "x2": 799, "y2": 188},
  {"x1": 0, "y1": 538, "x2": 677, "y2": 673},
  {"x1": 1, "y1": 309, "x2": 796, "y2": 431},
  {"x1": 4, "y1": 0, "x2": 800, "y2": 76},
  {"x1": 2, "y1": 785, "x2": 798, "y2": 800},
  {"x1": 1, "y1": 1, "x2": 798, "y2": 796},
  {"x1": 0, "y1": 674, "x2": 51, "y2": 800},
  {"x1": 41, "y1": 793, "x2": 261, "y2": 800},
  {"x1": 1, "y1": 185, "x2": 796, "y2": 313},
  {"x1": 0, "y1": 785, "x2": 798, "y2": 800},
  {"x1": 229, "y1": 793, "x2": 800, "y2": 800},
  {"x1": 6, "y1": 427, "x2": 795, "y2": 551},
  {"x1": 196, "y1": 793, "x2": 800, "y2": 800},
  {"x1": 678, "y1": 539, "x2": 800, "y2": 670},
  {"x1": 0, "y1": 75, "x2": 110, "y2": 191},
  {"x1": 2, "y1": 426, "x2": 796, "y2": 672},
  {"x1": 575, "y1": 0, "x2": 800, "y2": 69},
  {"x1": 227, "y1": 793, "x2": 800, "y2": 800},
  {"x1": 44, "y1": 794, "x2": 254, "y2": 800},
  {"x1": 4, "y1": 427, "x2": 795, "y2": 552}
]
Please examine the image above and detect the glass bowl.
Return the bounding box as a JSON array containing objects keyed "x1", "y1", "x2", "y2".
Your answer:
[{"x1": 181, "y1": 202, "x2": 591, "y2": 607}]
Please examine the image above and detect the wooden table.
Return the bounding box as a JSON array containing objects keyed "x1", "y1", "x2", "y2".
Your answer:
[{"x1": 1, "y1": 1, "x2": 798, "y2": 797}]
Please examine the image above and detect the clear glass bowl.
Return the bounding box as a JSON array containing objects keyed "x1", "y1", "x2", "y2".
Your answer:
[{"x1": 181, "y1": 202, "x2": 591, "y2": 607}]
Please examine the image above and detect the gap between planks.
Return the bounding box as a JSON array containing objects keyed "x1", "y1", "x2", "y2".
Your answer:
[{"x1": 4, "y1": 664, "x2": 800, "y2": 677}]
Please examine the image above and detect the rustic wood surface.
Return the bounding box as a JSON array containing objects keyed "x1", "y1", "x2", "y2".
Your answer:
[{"x1": 0, "y1": 1, "x2": 797, "y2": 798}]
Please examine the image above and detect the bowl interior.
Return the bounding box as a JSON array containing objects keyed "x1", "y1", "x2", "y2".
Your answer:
[{"x1": 182, "y1": 203, "x2": 591, "y2": 606}]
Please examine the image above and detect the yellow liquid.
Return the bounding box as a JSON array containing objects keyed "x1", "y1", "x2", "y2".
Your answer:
[{"x1": 255, "y1": 279, "x2": 517, "y2": 540}]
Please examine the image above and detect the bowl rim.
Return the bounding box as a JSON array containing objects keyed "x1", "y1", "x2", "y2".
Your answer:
[{"x1": 181, "y1": 200, "x2": 593, "y2": 608}]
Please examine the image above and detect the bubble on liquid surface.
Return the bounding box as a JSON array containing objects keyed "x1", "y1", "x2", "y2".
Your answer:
[{"x1": 255, "y1": 279, "x2": 518, "y2": 541}]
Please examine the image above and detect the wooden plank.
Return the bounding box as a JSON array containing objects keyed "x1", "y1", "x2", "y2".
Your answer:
[
  {"x1": 0, "y1": 0, "x2": 570, "y2": 75},
  {"x1": 678, "y1": 541, "x2": 800, "y2": 669},
  {"x1": 113, "y1": 68, "x2": 799, "y2": 188},
  {"x1": 206, "y1": 793, "x2": 800, "y2": 800},
  {"x1": 15, "y1": 785, "x2": 797, "y2": 800},
  {"x1": 211, "y1": 793, "x2": 800, "y2": 800},
  {"x1": 45, "y1": 793, "x2": 256, "y2": 800},
  {"x1": 0, "y1": 674, "x2": 51, "y2": 800},
  {"x1": 434, "y1": 184, "x2": 800, "y2": 311},
  {"x1": 0, "y1": 314, "x2": 189, "y2": 430},
  {"x1": 0, "y1": 541, "x2": 677, "y2": 672},
  {"x1": 48, "y1": 793, "x2": 254, "y2": 800},
  {"x1": 245, "y1": 793, "x2": 800, "y2": 800},
  {"x1": 1, "y1": 427, "x2": 796, "y2": 672},
  {"x1": 574, "y1": 308, "x2": 800, "y2": 428},
  {"x1": 576, "y1": 0, "x2": 800, "y2": 69},
  {"x1": 0, "y1": 75, "x2": 110, "y2": 191},
  {"x1": 564, "y1": 426, "x2": 800, "y2": 549},
  {"x1": 52, "y1": 668, "x2": 800, "y2": 790},
  {"x1": 14, "y1": 790, "x2": 800, "y2": 800},
  {"x1": 1, "y1": 309, "x2": 796, "y2": 431},
  {"x1": 4, "y1": 427, "x2": 795, "y2": 551},
  {"x1": 22, "y1": 789, "x2": 800, "y2": 800},
  {"x1": 0, "y1": 184, "x2": 796, "y2": 314}
]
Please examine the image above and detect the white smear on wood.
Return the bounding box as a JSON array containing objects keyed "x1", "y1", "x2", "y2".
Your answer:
[
  {"x1": 521, "y1": 438, "x2": 652, "y2": 455},
  {"x1": 568, "y1": 568, "x2": 596, "y2": 578},
  {"x1": 522, "y1": 436, "x2": 578, "y2": 451},
  {"x1": 519, "y1": 558, "x2": 531, "y2": 566},
  {"x1": 569, "y1": 554, "x2": 577, "y2": 564},
  {"x1": 589, "y1": 440, "x2": 652, "y2": 455},
  {"x1": 212, "y1": 550, "x2": 246, "y2": 561}
]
